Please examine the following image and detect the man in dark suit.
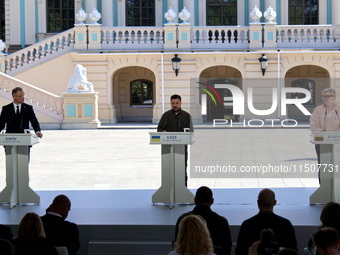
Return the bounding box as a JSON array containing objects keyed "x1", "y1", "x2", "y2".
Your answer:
[
  {"x1": 174, "y1": 186, "x2": 232, "y2": 255},
  {"x1": 235, "y1": 189, "x2": 297, "y2": 255},
  {"x1": 0, "y1": 87, "x2": 42, "y2": 137},
  {"x1": 41, "y1": 195, "x2": 80, "y2": 255}
]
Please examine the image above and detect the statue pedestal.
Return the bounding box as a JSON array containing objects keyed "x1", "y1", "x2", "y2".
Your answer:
[{"x1": 62, "y1": 92, "x2": 101, "y2": 129}]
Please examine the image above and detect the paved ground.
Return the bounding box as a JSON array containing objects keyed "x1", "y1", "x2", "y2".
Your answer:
[{"x1": 0, "y1": 127, "x2": 319, "y2": 190}]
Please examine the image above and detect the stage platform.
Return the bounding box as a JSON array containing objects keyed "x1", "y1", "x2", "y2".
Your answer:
[{"x1": 0, "y1": 187, "x2": 323, "y2": 255}]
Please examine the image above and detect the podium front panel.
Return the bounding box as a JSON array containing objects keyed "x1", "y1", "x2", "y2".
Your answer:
[
  {"x1": 0, "y1": 134, "x2": 40, "y2": 146},
  {"x1": 149, "y1": 132, "x2": 193, "y2": 145}
]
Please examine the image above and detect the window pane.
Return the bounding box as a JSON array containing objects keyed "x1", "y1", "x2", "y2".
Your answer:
[
  {"x1": 207, "y1": 1, "x2": 237, "y2": 26},
  {"x1": 47, "y1": 0, "x2": 74, "y2": 32}
]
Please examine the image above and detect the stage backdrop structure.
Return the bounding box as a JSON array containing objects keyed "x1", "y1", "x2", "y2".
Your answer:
[
  {"x1": 150, "y1": 131, "x2": 194, "y2": 208},
  {"x1": 62, "y1": 64, "x2": 101, "y2": 129},
  {"x1": 0, "y1": 132, "x2": 40, "y2": 208},
  {"x1": 310, "y1": 132, "x2": 340, "y2": 204}
]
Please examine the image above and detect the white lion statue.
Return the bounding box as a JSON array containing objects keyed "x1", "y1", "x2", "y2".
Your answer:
[{"x1": 67, "y1": 64, "x2": 95, "y2": 93}]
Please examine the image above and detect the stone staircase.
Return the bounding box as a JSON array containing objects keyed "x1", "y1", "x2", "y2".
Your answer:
[{"x1": 0, "y1": 72, "x2": 63, "y2": 122}]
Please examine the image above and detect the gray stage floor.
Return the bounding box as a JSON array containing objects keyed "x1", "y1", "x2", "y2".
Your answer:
[{"x1": 0, "y1": 188, "x2": 323, "y2": 255}]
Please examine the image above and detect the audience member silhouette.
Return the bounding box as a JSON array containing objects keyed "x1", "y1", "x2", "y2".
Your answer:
[
  {"x1": 0, "y1": 224, "x2": 12, "y2": 241},
  {"x1": 41, "y1": 194, "x2": 80, "y2": 255},
  {"x1": 305, "y1": 202, "x2": 340, "y2": 255},
  {"x1": 174, "y1": 186, "x2": 232, "y2": 255},
  {"x1": 314, "y1": 227, "x2": 339, "y2": 255},
  {"x1": 12, "y1": 212, "x2": 58, "y2": 255},
  {"x1": 0, "y1": 239, "x2": 15, "y2": 255},
  {"x1": 235, "y1": 188, "x2": 297, "y2": 255},
  {"x1": 170, "y1": 215, "x2": 215, "y2": 255}
]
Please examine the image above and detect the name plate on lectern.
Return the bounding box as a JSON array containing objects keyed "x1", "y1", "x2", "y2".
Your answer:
[
  {"x1": 310, "y1": 132, "x2": 340, "y2": 144},
  {"x1": 150, "y1": 132, "x2": 193, "y2": 145},
  {"x1": 0, "y1": 134, "x2": 40, "y2": 146}
]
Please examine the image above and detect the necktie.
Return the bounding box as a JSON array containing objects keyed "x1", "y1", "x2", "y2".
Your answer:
[{"x1": 16, "y1": 105, "x2": 19, "y2": 115}]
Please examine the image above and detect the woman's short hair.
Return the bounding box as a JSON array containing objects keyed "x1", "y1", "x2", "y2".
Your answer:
[
  {"x1": 322, "y1": 88, "x2": 336, "y2": 96},
  {"x1": 17, "y1": 212, "x2": 46, "y2": 241},
  {"x1": 174, "y1": 215, "x2": 213, "y2": 255}
]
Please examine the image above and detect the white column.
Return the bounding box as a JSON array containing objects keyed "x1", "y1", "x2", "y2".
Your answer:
[
  {"x1": 199, "y1": 0, "x2": 205, "y2": 26},
  {"x1": 332, "y1": 0, "x2": 340, "y2": 24},
  {"x1": 117, "y1": 0, "x2": 125, "y2": 26},
  {"x1": 155, "y1": 0, "x2": 163, "y2": 26},
  {"x1": 37, "y1": 0, "x2": 46, "y2": 41},
  {"x1": 281, "y1": 0, "x2": 288, "y2": 25},
  {"x1": 183, "y1": 0, "x2": 194, "y2": 25},
  {"x1": 168, "y1": 0, "x2": 179, "y2": 23},
  {"x1": 319, "y1": 1, "x2": 327, "y2": 24},
  {"x1": 85, "y1": 0, "x2": 97, "y2": 23},
  {"x1": 102, "y1": 0, "x2": 113, "y2": 26},
  {"x1": 75, "y1": 0, "x2": 83, "y2": 15},
  {"x1": 238, "y1": 0, "x2": 245, "y2": 26}
]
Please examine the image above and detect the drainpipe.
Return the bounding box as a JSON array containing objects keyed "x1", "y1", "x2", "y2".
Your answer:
[{"x1": 161, "y1": 53, "x2": 165, "y2": 113}]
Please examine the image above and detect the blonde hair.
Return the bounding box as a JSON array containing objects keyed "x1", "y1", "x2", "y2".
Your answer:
[
  {"x1": 17, "y1": 212, "x2": 46, "y2": 241},
  {"x1": 174, "y1": 215, "x2": 214, "y2": 255},
  {"x1": 322, "y1": 88, "x2": 336, "y2": 97}
]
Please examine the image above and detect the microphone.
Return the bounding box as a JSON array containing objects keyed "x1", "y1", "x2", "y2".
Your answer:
[
  {"x1": 324, "y1": 110, "x2": 327, "y2": 131},
  {"x1": 335, "y1": 110, "x2": 340, "y2": 121},
  {"x1": 162, "y1": 117, "x2": 169, "y2": 130}
]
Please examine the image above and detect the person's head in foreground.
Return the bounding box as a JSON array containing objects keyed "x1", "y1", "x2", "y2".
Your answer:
[
  {"x1": 314, "y1": 227, "x2": 339, "y2": 255},
  {"x1": 174, "y1": 215, "x2": 214, "y2": 255}
]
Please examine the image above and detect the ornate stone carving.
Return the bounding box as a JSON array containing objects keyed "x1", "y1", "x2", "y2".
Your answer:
[
  {"x1": 178, "y1": 7, "x2": 191, "y2": 24},
  {"x1": 89, "y1": 8, "x2": 101, "y2": 24},
  {"x1": 249, "y1": 6, "x2": 262, "y2": 24},
  {"x1": 0, "y1": 39, "x2": 6, "y2": 53},
  {"x1": 75, "y1": 8, "x2": 87, "y2": 24},
  {"x1": 164, "y1": 7, "x2": 177, "y2": 24},
  {"x1": 264, "y1": 6, "x2": 277, "y2": 23},
  {"x1": 67, "y1": 65, "x2": 95, "y2": 93}
]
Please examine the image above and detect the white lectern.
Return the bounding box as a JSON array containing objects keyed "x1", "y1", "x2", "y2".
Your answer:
[
  {"x1": 150, "y1": 132, "x2": 194, "y2": 208},
  {"x1": 310, "y1": 132, "x2": 340, "y2": 204},
  {"x1": 0, "y1": 133, "x2": 40, "y2": 208}
]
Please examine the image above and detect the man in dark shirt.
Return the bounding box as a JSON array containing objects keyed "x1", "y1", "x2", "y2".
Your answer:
[
  {"x1": 174, "y1": 186, "x2": 232, "y2": 255},
  {"x1": 157, "y1": 94, "x2": 193, "y2": 132},
  {"x1": 41, "y1": 195, "x2": 80, "y2": 255},
  {"x1": 235, "y1": 189, "x2": 297, "y2": 255},
  {"x1": 157, "y1": 94, "x2": 193, "y2": 186}
]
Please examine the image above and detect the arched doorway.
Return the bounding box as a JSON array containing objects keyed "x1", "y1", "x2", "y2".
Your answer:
[
  {"x1": 199, "y1": 66, "x2": 242, "y2": 122},
  {"x1": 285, "y1": 65, "x2": 330, "y2": 122},
  {"x1": 112, "y1": 66, "x2": 156, "y2": 122}
]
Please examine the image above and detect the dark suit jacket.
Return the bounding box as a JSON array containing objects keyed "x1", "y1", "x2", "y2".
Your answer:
[
  {"x1": 0, "y1": 103, "x2": 41, "y2": 133},
  {"x1": 41, "y1": 213, "x2": 80, "y2": 255},
  {"x1": 235, "y1": 211, "x2": 297, "y2": 255}
]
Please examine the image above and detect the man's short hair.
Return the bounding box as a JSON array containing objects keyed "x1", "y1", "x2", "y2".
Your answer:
[
  {"x1": 171, "y1": 94, "x2": 181, "y2": 101},
  {"x1": 12, "y1": 87, "x2": 23, "y2": 95},
  {"x1": 195, "y1": 186, "x2": 213, "y2": 204},
  {"x1": 314, "y1": 227, "x2": 338, "y2": 251}
]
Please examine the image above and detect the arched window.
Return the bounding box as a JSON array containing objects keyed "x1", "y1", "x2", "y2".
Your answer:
[
  {"x1": 126, "y1": 0, "x2": 155, "y2": 26},
  {"x1": 207, "y1": 0, "x2": 237, "y2": 26},
  {"x1": 0, "y1": 0, "x2": 5, "y2": 40},
  {"x1": 289, "y1": 0, "x2": 318, "y2": 25},
  {"x1": 130, "y1": 80, "x2": 153, "y2": 105},
  {"x1": 47, "y1": 0, "x2": 75, "y2": 33},
  {"x1": 291, "y1": 79, "x2": 315, "y2": 106}
]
